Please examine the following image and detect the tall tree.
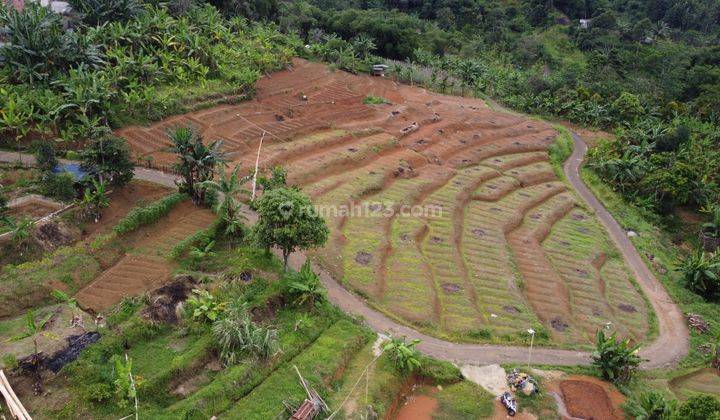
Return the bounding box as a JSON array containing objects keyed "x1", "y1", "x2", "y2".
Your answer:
[{"x1": 252, "y1": 187, "x2": 329, "y2": 269}]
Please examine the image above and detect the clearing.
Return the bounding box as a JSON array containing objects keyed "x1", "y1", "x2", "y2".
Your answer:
[{"x1": 119, "y1": 59, "x2": 652, "y2": 347}]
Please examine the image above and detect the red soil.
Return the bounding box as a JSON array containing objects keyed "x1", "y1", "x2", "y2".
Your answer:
[
  {"x1": 76, "y1": 201, "x2": 214, "y2": 313},
  {"x1": 557, "y1": 376, "x2": 625, "y2": 420},
  {"x1": 117, "y1": 59, "x2": 648, "y2": 345}
]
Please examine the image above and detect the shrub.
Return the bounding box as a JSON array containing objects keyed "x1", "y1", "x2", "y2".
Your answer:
[
  {"x1": 68, "y1": 0, "x2": 142, "y2": 26},
  {"x1": 417, "y1": 356, "x2": 461, "y2": 384},
  {"x1": 363, "y1": 95, "x2": 388, "y2": 105},
  {"x1": 677, "y1": 251, "x2": 720, "y2": 301},
  {"x1": 676, "y1": 394, "x2": 720, "y2": 420},
  {"x1": 186, "y1": 289, "x2": 226, "y2": 322},
  {"x1": 113, "y1": 193, "x2": 185, "y2": 234},
  {"x1": 591, "y1": 329, "x2": 642, "y2": 383},
  {"x1": 211, "y1": 303, "x2": 279, "y2": 365},
  {"x1": 33, "y1": 141, "x2": 58, "y2": 172},
  {"x1": 65, "y1": 150, "x2": 81, "y2": 160},
  {"x1": 41, "y1": 173, "x2": 77, "y2": 202},
  {"x1": 80, "y1": 136, "x2": 134, "y2": 187},
  {"x1": 283, "y1": 260, "x2": 326, "y2": 308},
  {"x1": 622, "y1": 391, "x2": 675, "y2": 420}
]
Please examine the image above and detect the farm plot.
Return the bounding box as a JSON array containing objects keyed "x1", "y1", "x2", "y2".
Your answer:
[
  {"x1": 120, "y1": 59, "x2": 654, "y2": 346},
  {"x1": 76, "y1": 201, "x2": 214, "y2": 313}
]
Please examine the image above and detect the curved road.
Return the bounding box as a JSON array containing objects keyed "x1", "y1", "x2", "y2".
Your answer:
[{"x1": 0, "y1": 132, "x2": 688, "y2": 368}]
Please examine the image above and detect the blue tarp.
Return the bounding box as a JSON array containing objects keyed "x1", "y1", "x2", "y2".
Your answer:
[{"x1": 51, "y1": 163, "x2": 88, "y2": 181}]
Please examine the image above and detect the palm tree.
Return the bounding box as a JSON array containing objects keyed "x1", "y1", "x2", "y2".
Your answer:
[
  {"x1": 7, "y1": 216, "x2": 34, "y2": 254},
  {"x1": 200, "y1": 165, "x2": 248, "y2": 235},
  {"x1": 11, "y1": 309, "x2": 53, "y2": 384},
  {"x1": 592, "y1": 329, "x2": 642, "y2": 383}
]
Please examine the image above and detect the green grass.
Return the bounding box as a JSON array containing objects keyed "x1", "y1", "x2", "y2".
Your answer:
[
  {"x1": 549, "y1": 125, "x2": 574, "y2": 179},
  {"x1": 581, "y1": 168, "x2": 720, "y2": 369},
  {"x1": 363, "y1": 95, "x2": 389, "y2": 105},
  {"x1": 433, "y1": 381, "x2": 495, "y2": 419},
  {"x1": 221, "y1": 319, "x2": 370, "y2": 419}
]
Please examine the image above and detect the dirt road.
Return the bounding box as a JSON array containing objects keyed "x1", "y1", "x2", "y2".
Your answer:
[{"x1": 0, "y1": 130, "x2": 688, "y2": 368}]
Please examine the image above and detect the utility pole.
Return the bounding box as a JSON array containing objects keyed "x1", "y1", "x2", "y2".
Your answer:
[{"x1": 251, "y1": 131, "x2": 266, "y2": 201}]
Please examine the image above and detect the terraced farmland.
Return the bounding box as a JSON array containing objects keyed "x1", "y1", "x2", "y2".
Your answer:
[{"x1": 120, "y1": 59, "x2": 651, "y2": 346}]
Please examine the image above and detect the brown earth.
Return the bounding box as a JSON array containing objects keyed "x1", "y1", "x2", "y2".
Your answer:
[
  {"x1": 114, "y1": 59, "x2": 687, "y2": 356},
  {"x1": 557, "y1": 376, "x2": 625, "y2": 420},
  {"x1": 75, "y1": 201, "x2": 214, "y2": 313},
  {"x1": 79, "y1": 181, "x2": 172, "y2": 238}
]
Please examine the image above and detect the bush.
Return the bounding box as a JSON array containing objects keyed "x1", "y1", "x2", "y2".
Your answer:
[
  {"x1": 113, "y1": 193, "x2": 185, "y2": 234},
  {"x1": 591, "y1": 329, "x2": 642, "y2": 383},
  {"x1": 68, "y1": 0, "x2": 142, "y2": 26},
  {"x1": 363, "y1": 95, "x2": 388, "y2": 104},
  {"x1": 417, "y1": 356, "x2": 461, "y2": 384},
  {"x1": 677, "y1": 251, "x2": 720, "y2": 301},
  {"x1": 41, "y1": 173, "x2": 77, "y2": 202},
  {"x1": 81, "y1": 136, "x2": 135, "y2": 187},
  {"x1": 33, "y1": 141, "x2": 58, "y2": 172},
  {"x1": 622, "y1": 391, "x2": 675, "y2": 420},
  {"x1": 676, "y1": 394, "x2": 720, "y2": 420},
  {"x1": 65, "y1": 150, "x2": 81, "y2": 160},
  {"x1": 212, "y1": 303, "x2": 279, "y2": 365}
]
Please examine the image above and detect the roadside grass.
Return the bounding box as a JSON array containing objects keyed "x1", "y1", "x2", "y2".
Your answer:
[
  {"x1": 326, "y1": 343, "x2": 404, "y2": 418},
  {"x1": 581, "y1": 168, "x2": 720, "y2": 369}
]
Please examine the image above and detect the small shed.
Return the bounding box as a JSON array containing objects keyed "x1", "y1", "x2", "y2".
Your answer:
[{"x1": 371, "y1": 64, "x2": 389, "y2": 77}]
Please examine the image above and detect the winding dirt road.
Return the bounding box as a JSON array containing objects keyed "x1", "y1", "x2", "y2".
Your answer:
[{"x1": 0, "y1": 130, "x2": 688, "y2": 368}]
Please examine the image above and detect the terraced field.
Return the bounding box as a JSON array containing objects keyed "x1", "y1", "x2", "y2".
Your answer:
[
  {"x1": 76, "y1": 201, "x2": 214, "y2": 312},
  {"x1": 119, "y1": 59, "x2": 651, "y2": 346}
]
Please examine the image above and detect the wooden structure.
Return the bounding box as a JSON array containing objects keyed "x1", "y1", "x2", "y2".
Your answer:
[
  {"x1": 288, "y1": 366, "x2": 328, "y2": 420},
  {"x1": 0, "y1": 370, "x2": 31, "y2": 420}
]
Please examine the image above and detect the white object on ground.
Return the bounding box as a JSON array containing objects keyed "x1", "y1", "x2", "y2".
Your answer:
[
  {"x1": 372, "y1": 333, "x2": 389, "y2": 357},
  {"x1": 460, "y1": 364, "x2": 509, "y2": 396}
]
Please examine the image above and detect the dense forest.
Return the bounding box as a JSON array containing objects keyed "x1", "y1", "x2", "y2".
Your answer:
[{"x1": 1, "y1": 0, "x2": 719, "y2": 216}]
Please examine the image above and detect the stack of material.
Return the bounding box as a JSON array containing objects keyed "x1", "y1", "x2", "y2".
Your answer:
[
  {"x1": 0, "y1": 370, "x2": 32, "y2": 420},
  {"x1": 686, "y1": 313, "x2": 709, "y2": 333},
  {"x1": 507, "y1": 368, "x2": 539, "y2": 396}
]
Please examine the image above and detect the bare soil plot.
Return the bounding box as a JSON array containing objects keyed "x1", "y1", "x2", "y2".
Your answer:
[
  {"x1": 76, "y1": 201, "x2": 214, "y2": 313},
  {"x1": 119, "y1": 59, "x2": 652, "y2": 346}
]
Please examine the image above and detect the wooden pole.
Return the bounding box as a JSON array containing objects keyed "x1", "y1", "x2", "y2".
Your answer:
[{"x1": 0, "y1": 370, "x2": 31, "y2": 420}]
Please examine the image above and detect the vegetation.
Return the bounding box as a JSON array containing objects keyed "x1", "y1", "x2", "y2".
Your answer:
[
  {"x1": 113, "y1": 193, "x2": 185, "y2": 234},
  {"x1": 186, "y1": 288, "x2": 227, "y2": 322},
  {"x1": 79, "y1": 180, "x2": 110, "y2": 222},
  {"x1": 212, "y1": 302, "x2": 279, "y2": 365},
  {"x1": 80, "y1": 136, "x2": 135, "y2": 186},
  {"x1": 168, "y1": 126, "x2": 227, "y2": 205},
  {"x1": 200, "y1": 164, "x2": 247, "y2": 237},
  {"x1": 283, "y1": 260, "x2": 326, "y2": 308},
  {"x1": 591, "y1": 329, "x2": 642, "y2": 384},
  {"x1": 678, "y1": 250, "x2": 720, "y2": 301},
  {"x1": 382, "y1": 336, "x2": 422, "y2": 375},
  {"x1": 252, "y1": 187, "x2": 329, "y2": 269},
  {"x1": 622, "y1": 391, "x2": 676, "y2": 420},
  {"x1": 0, "y1": 3, "x2": 296, "y2": 146}
]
